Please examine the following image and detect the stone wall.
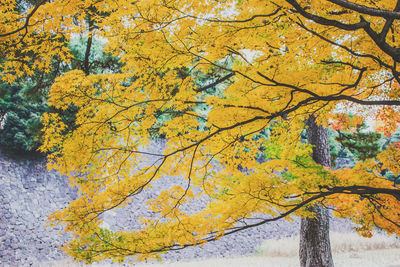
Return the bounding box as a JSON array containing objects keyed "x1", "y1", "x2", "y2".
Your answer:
[
  {"x1": 0, "y1": 151, "x2": 77, "y2": 266},
  {"x1": 0, "y1": 146, "x2": 353, "y2": 266}
]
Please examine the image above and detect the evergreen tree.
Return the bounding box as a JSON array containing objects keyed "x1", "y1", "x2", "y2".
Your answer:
[
  {"x1": 336, "y1": 123, "x2": 382, "y2": 162},
  {"x1": 0, "y1": 84, "x2": 46, "y2": 152}
]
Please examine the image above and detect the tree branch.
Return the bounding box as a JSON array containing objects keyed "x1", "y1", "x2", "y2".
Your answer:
[
  {"x1": 285, "y1": 0, "x2": 368, "y2": 31},
  {"x1": 195, "y1": 73, "x2": 235, "y2": 92},
  {"x1": 0, "y1": 0, "x2": 47, "y2": 37},
  {"x1": 378, "y1": 0, "x2": 400, "y2": 42},
  {"x1": 327, "y1": 0, "x2": 400, "y2": 19},
  {"x1": 286, "y1": 0, "x2": 400, "y2": 61}
]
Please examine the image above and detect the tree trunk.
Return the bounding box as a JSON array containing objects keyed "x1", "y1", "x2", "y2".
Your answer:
[{"x1": 299, "y1": 116, "x2": 334, "y2": 267}]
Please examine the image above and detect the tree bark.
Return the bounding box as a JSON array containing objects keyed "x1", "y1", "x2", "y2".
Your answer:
[{"x1": 299, "y1": 115, "x2": 334, "y2": 267}]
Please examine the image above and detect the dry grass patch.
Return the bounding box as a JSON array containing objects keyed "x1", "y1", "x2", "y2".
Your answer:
[{"x1": 257, "y1": 231, "x2": 400, "y2": 257}]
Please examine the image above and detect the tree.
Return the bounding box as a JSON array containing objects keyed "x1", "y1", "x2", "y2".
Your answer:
[
  {"x1": 0, "y1": 0, "x2": 121, "y2": 153},
  {"x1": 0, "y1": 84, "x2": 46, "y2": 152},
  {"x1": 3, "y1": 1, "x2": 400, "y2": 266},
  {"x1": 300, "y1": 116, "x2": 333, "y2": 267},
  {"x1": 336, "y1": 123, "x2": 382, "y2": 162}
]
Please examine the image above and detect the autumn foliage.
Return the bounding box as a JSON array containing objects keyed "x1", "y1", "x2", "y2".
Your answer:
[{"x1": 2, "y1": 0, "x2": 400, "y2": 264}]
